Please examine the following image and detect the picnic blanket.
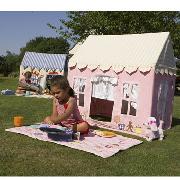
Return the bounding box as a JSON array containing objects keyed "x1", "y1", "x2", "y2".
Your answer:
[
  {"x1": 5, "y1": 126, "x2": 142, "y2": 158},
  {"x1": 15, "y1": 93, "x2": 53, "y2": 99},
  {"x1": 24, "y1": 94, "x2": 53, "y2": 99}
]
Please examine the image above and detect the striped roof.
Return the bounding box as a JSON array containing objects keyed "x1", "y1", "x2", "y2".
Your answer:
[{"x1": 21, "y1": 52, "x2": 67, "y2": 71}]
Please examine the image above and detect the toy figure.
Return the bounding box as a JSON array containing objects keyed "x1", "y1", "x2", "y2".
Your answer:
[
  {"x1": 143, "y1": 117, "x2": 164, "y2": 141},
  {"x1": 126, "y1": 121, "x2": 134, "y2": 132}
]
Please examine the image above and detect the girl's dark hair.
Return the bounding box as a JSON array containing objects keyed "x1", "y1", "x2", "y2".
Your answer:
[
  {"x1": 24, "y1": 71, "x2": 32, "y2": 78},
  {"x1": 50, "y1": 76, "x2": 75, "y2": 97}
]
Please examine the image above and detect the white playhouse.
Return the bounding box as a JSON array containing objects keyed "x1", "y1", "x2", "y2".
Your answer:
[{"x1": 19, "y1": 51, "x2": 68, "y2": 91}]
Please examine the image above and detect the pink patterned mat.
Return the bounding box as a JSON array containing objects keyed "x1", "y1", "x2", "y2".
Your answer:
[{"x1": 5, "y1": 126, "x2": 142, "y2": 158}]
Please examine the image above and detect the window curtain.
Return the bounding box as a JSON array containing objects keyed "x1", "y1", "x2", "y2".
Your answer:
[
  {"x1": 123, "y1": 83, "x2": 138, "y2": 100},
  {"x1": 91, "y1": 76, "x2": 117, "y2": 101},
  {"x1": 73, "y1": 78, "x2": 86, "y2": 93},
  {"x1": 131, "y1": 84, "x2": 138, "y2": 100}
]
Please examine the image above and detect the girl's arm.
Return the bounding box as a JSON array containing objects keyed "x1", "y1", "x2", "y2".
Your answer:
[
  {"x1": 51, "y1": 98, "x2": 75, "y2": 124},
  {"x1": 43, "y1": 98, "x2": 58, "y2": 124},
  {"x1": 52, "y1": 98, "x2": 58, "y2": 117}
]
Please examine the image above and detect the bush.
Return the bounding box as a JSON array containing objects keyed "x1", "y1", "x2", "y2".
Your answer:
[{"x1": 8, "y1": 72, "x2": 19, "y2": 78}]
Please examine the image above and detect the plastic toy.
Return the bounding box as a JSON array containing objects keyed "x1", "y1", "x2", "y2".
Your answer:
[
  {"x1": 38, "y1": 124, "x2": 80, "y2": 141},
  {"x1": 126, "y1": 121, "x2": 134, "y2": 132},
  {"x1": 94, "y1": 130, "x2": 117, "y2": 138},
  {"x1": 134, "y1": 127, "x2": 142, "y2": 134},
  {"x1": 118, "y1": 124, "x2": 125, "y2": 130},
  {"x1": 143, "y1": 117, "x2": 164, "y2": 141}
]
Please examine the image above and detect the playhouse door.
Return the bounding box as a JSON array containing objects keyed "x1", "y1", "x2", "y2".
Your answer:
[
  {"x1": 90, "y1": 76, "x2": 117, "y2": 121},
  {"x1": 90, "y1": 97, "x2": 114, "y2": 118},
  {"x1": 157, "y1": 80, "x2": 169, "y2": 121}
]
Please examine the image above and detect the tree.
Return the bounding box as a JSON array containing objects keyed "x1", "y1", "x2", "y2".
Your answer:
[
  {"x1": 176, "y1": 59, "x2": 180, "y2": 76},
  {"x1": 0, "y1": 55, "x2": 5, "y2": 75},
  {"x1": 19, "y1": 36, "x2": 70, "y2": 59},
  {"x1": 48, "y1": 11, "x2": 180, "y2": 58},
  {"x1": 0, "y1": 51, "x2": 20, "y2": 76}
]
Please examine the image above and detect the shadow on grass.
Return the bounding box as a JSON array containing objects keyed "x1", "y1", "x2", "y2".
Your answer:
[{"x1": 171, "y1": 117, "x2": 180, "y2": 128}]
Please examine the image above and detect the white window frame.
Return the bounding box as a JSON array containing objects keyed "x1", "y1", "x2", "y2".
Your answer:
[
  {"x1": 121, "y1": 82, "x2": 139, "y2": 116},
  {"x1": 31, "y1": 73, "x2": 40, "y2": 85},
  {"x1": 73, "y1": 77, "x2": 86, "y2": 107}
]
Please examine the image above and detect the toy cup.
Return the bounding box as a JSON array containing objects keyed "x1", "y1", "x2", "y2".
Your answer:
[
  {"x1": 135, "y1": 127, "x2": 142, "y2": 134},
  {"x1": 13, "y1": 116, "x2": 24, "y2": 127},
  {"x1": 25, "y1": 91, "x2": 30, "y2": 96}
]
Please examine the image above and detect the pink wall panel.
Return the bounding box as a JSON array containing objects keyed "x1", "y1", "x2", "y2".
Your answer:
[{"x1": 68, "y1": 66, "x2": 174, "y2": 130}]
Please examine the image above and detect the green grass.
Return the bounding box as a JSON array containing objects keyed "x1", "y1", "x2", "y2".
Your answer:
[{"x1": 0, "y1": 77, "x2": 180, "y2": 176}]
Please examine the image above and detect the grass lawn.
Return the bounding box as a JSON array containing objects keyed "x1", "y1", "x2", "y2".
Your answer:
[{"x1": 0, "y1": 77, "x2": 180, "y2": 176}]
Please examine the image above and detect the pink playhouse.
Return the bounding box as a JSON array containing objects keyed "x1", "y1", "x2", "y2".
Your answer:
[{"x1": 67, "y1": 32, "x2": 176, "y2": 134}]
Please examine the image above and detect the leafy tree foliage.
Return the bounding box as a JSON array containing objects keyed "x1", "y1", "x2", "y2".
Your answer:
[
  {"x1": 19, "y1": 36, "x2": 70, "y2": 59},
  {"x1": 0, "y1": 55, "x2": 5, "y2": 75},
  {"x1": 48, "y1": 11, "x2": 180, "y2": 58},
  {"x1": 0, "y1": 51, "x2": 20, "y2": 76}
]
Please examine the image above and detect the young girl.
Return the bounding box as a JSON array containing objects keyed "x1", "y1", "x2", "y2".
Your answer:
[
  {"x1": 43, "y1": 76, "x2": 89, "y2": 134},
  {"x1": 16, "y1": 71, "x2": 41, "y2": 94},
  {"x1": 16, "y1": 71, "x2": 32, "y2": 94}
]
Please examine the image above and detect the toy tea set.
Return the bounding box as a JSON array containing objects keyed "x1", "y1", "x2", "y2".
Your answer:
[
  {"x1": 117, "y1": 116, "x2": 164, "y2": 141},
  {"x1": 38, "y1": 124, "x2": 80, "y2": 141}
]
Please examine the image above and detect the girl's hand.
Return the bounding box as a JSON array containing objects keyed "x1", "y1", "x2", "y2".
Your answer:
[
  {"x1": 50, "y1": 115, "x2": 59, "y2": 124},
  {"x1": 43, "y1": 120, "x2": 53, "y2": 125},
  {"x1": 43, "y1": 117, "x2": 54, "y2": 125}
]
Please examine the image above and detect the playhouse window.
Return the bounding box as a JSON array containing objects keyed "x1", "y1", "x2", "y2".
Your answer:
[
  {"x1": 129, "y1": 101, "x2": 137, "y2": 116},
  {"x1": 31, "y1": 73, "x2": 40, "y2": 85},
  {"x1": 131, "y1": 84, "x2": 138, "y2": 99},
  {"x1": 73, "y1": 77, "x2": 86, "y2": 107},
  {"x1": 123, "y1": 83, "x2": 130, "y2": 98},
  {"x1": 79, "y1": 93, "x2": 84, "y2": 107},
  {"x1": 91, "y1": 76, "x2": 117, "y2": 101},
  {"x1": 121, "y1": 83, "x2": 138, "y2": 116},
  {"x1": 121, "y1": 100, "x2": 128, "y2": 114}
]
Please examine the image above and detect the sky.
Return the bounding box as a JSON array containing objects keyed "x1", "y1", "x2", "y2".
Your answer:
[
  {"x1": 0, "y1": 0, "x2": 178, "y2": 56},
  {"x1": 0, "y1": 11, "x2": 68, "y2": 56}
]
